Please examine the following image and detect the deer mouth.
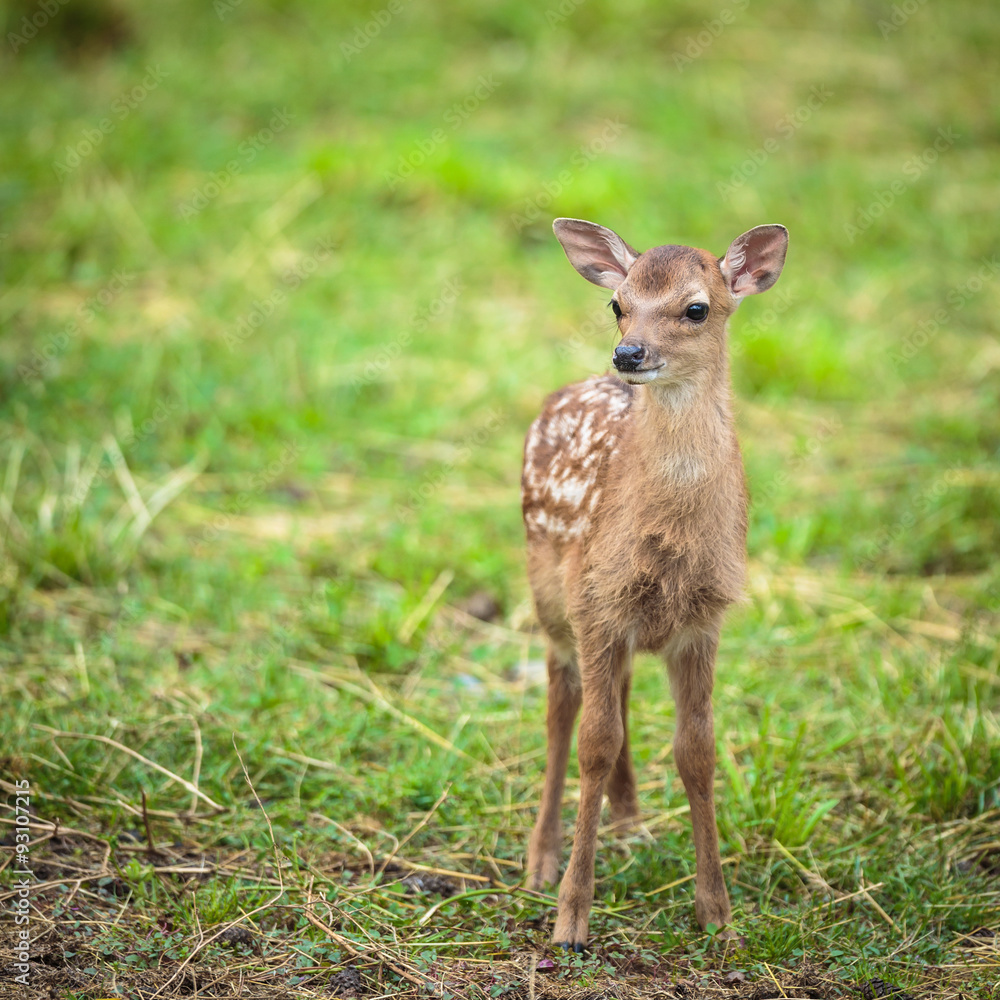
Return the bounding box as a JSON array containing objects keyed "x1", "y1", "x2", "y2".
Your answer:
[{"x1": 615, "y1": 364, "x2": 665, "y2": 385}]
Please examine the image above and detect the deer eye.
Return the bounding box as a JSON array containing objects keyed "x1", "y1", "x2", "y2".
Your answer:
[
  {"x1": 609, "y1": 299, "x2": 622, "y2": 319},
  {"x1": 685, "y1": 302, "x2": 709, "y2": 321}
]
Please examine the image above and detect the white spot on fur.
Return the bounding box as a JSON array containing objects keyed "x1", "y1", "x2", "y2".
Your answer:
[
  {"x1": 528, "y1": 507, "x2": 590, "y2": 540},
  {"x1": 522, "y1": 375, "x2": 632, "y2": 544},
  {"x1": 546, "y1": 471, "x2": 596, "y2": 507}
]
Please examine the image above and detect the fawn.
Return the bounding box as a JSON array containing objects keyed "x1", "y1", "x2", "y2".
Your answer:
[{"x1": 522, "y1": 217, "x2": 788, "y2": 949}]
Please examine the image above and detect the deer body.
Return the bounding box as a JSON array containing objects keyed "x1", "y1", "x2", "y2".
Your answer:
[{"x1": 523, "y1": 218, "x2": 788, "y2": 949}]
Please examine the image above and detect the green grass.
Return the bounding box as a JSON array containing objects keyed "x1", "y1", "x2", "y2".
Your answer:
[{"x1": 1, "y1": 0, "x2": 999, "y2": 996}]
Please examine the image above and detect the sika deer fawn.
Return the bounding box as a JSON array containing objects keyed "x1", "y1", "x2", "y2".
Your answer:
[{"x1": 522, "y1": 217, "x2": 788, "y2": 949}]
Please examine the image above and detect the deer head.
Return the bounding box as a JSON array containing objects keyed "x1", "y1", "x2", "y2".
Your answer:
[{"x1": 552, "y1": 218, "x2": 788, "y2": 390}]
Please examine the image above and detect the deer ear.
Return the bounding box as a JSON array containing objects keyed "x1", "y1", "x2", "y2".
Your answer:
[
  {"x1": 552, "y1": 218, "x2": 639, "y2": 290},
  {"x1": 719, "y1": 224, "x2": 788, "y2": 298}
]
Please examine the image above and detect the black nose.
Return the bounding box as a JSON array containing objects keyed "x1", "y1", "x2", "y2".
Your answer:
[{"x1": 613, "y1": 343, "x2": 645, "y2": 372}]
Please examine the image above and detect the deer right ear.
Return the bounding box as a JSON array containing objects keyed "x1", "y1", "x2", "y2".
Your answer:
[{"x1": 552, "y1": 218, "x2": 639, "y2": 290}]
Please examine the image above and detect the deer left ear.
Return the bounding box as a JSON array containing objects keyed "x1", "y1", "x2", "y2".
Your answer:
[{"x1": 719, "y1": 224, "x2": 788, "y2": 298}]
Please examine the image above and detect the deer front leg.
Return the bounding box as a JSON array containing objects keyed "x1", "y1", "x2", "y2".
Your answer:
[
  {"x1": 527, "y1": 645, "x2": 582, "y2": 888},
  {"x1": 606, "y1": 661, "x2": 640, "y2": 830},
  {"x1": 552, "y1": 642, "x2": 627, "y2": 950},
  {"x1": 666, "y1": 627, "x2": 731, "y2": 931}
]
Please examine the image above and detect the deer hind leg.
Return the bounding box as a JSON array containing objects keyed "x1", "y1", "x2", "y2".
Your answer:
[
  {"x1": 552, "y1": 640, "x2": 628, "y2": 950},
  {"x1": 665, "y1": 626, "x2": 732, "y2": 932},
  {"x1": 606, "y1": 657, "x2": 640, "y2": 830},
  {"x1": 527, "y1": 643, "x2": 582, "y2": 889}
]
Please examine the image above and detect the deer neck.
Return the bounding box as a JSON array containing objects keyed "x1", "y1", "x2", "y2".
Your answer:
[{"x1": 628, "y1": 355, "x2": 733, "y2": 490}]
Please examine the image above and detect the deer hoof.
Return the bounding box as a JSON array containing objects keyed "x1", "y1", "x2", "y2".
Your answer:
[{"x1": 551, "y1": 897, "x2": 590, "y2": 951}]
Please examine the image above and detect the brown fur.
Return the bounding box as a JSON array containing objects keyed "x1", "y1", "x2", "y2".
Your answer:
[{"x1": 523, "y1": 218, "x2": 787, "y2": 948}]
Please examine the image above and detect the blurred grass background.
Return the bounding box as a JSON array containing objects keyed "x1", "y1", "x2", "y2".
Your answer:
[{"x1": 1, "y1": 0, "x2": 999, "y2": 995}]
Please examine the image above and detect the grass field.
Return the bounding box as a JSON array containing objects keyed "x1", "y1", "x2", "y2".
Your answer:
[{"x1": 1, "y1": 0, "x2": 999, "y2": 996}]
